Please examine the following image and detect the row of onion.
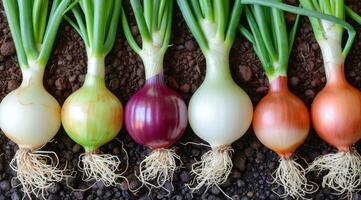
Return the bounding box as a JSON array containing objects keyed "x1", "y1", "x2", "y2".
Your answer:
[{"x1": 0, "y1": 0, "x2": 360, "y2": 199}]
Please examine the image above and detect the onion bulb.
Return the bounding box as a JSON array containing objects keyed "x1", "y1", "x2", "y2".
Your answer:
[
  {"x1": 253, "y1": 77, "x2": 310, "y2": 157},
  {"x1": 177, "y1": 1, "x2": 252, "y2": 195},
  {"x1": 121, "y1": 0, "x2": 187, "y2": 191},
  {"x1": 63, "y1": 0, "x2": 127, "y2": 187},
  {"x1": 125, "y1": 73, "x2": 187, "y2": 190},
  {"x1": 187, "y1": 53, "x2": 253, "y2": 193},
  {"x1": 61, "y1": 72, "x2": 125, "y2": 186},
  {"x1": 253, "y1": 76, "x2": 317, "y2": 198}
]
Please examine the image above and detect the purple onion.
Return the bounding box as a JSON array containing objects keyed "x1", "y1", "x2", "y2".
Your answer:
[{"x1": 125, "y1": 73, "x2": 188, "y2": 149}]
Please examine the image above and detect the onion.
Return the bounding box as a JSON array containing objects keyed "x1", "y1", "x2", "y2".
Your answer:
[
  {"x1": 297, "y1": 0, "x2": 361, "y2": 195},
  {"x1": 0, "y1": 69, "x2": 61, "y2": 150},
  {"x1": 253, "y1": 77, "x2": 310, "y2": 157},
  {"x1": 0, "y1": 0, "x2": 74, "y2": 197},
  {"x1": 121, "y1": 0, "x2": 188, "y2": 191},
  {"x1": 237, "y1": 3, "x2": 326, "y2": 197},
  {"x1": 308, "y1": 64, "x2": 361, "y2": 195},
  {"x1": 188, "y1": 56, "x2": 253, "y2": 147},
  {"x1": 252, "y1": 76, "x2": 317, "y2": 198},
  {"x1": 177, "y1": 1, "x2": 252, "y2": 196},
  {"x1": 63, "y1": 1, "x2": 127, "y2": 187},
  {"x1": 125, "y1": 73, "x2": 187, "y2": 149},
  {"x1": 312, "y1": 65, "x2": 361, "y2": 151},
  {"x1": 61, "y1": 74, "x2": 123, "y2": 153},
  {"x1": 125, "y1": 73, "x2": 187, "y2": 190}
]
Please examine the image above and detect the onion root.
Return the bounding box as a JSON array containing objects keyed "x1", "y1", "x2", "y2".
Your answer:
[
  {"x1": 271, "y1": 157, "x2": 317, "y2": 199},
  {"x1": 187, "y1": 146, "x2": 233, "y2": 195},
  {"x1": 10, "y1": 148, "x2": 70, "y2": 199},
  {"x1": 137, "y1": 149, "x2": 181, "y2": 193},
  {"x1": 307, "y1": 148, "x2": 361, "y2": 198},
  {"x1": 79, "y1": 152, "x2": 128, "y2": 187}
]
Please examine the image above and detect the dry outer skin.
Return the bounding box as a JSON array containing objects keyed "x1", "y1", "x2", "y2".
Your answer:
[{"x1": 0, "y1": 1, "x2": 361, "y2": 200}]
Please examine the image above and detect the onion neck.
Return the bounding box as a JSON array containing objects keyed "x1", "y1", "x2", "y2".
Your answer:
[
  {"x1": 84, "y1": 56, "x2": 106, "y2": 88},
  {"x1": 204, "y1": 54, "x2": 232, "y2": 83},
  {"x1": 141, "y1": 35, "x2": 165, "y2": 80},
  {"x1": 204, "y1": 38, "x2": 232, "y2": 84},
  {"x1": 269, "y1": 76, "x2": 289, "y2": 93},
  {"x1": 20, "y1": 62, "x2": 45, "y2": 88},
  {"x1": 200, "y1": 19, "x2": 233, "y2": 84},
  {"x1": 319, "y1": 40, "x2": 347, "y2": 86}
]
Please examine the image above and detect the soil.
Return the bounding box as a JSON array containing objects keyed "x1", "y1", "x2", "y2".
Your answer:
[{"x1": 0, "y1": 1, "x2": 361, "y2": 200}]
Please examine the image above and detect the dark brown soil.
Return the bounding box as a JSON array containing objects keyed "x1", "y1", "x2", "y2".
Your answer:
[{"x1": 0, "y1": 1, "x2": 361, "y2": 200}]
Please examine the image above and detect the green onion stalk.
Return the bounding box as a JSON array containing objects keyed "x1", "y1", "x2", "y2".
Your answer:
[
  {"x1": 122, "y1": 0, "x2": 188, "y2": 193},
  {"x1": 242, "y1": 0, "x2": 361, "y2": 198},
  {"x1": 239, "y1": 2, "x2": 318, "y2": 198},
  {"x1": 0, "y1": 0, "x2": 74, "y2": 198},
  {"x1": 177, "y1": 0, "x2": 253, "y2": 197},
  {"x1": 62, "y1": 0, "x2": 127, "y2": 187}
]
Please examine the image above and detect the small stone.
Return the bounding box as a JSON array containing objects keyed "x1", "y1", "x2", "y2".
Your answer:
[
  {"x1": 305, "y1": 89, "x2": 315, "y2": 99},
  {"x1": 239, "y1": 65, "x2": 252, "y2": 82},
  {"x1": 72, "y1": 144, "x2": 81, "y2": 153},
  {"x1": 256, "y1": 86, "x2": 268, "y2": 94},
  {"x1": 7, "y1": 80, "x2": 19, "y2": 91},
  {"x1": 110, "y1": 78, "x2": 120, "y2": 90},
  {"x1": 0, "y1": 41, "x2": 16, "y2": 56},
  {"x1": 244, "y1": 148, "x2": 253, "y2": 158},
  {"x1": 55, "y1": 77, "x2": 68, "y2": 91},
  {"x1": 179, "y1": 171, "x2": 190, "y2": 183},
  {"x1": 234, "y1": 156, "x2": 246, "y2": 172},
  {"x1": 119, "y1": 180, "x2": 129, "y2": 191},
  {"x1": 0, "y1": 180, "x2": 10, "y2": 191},
  {"x1": 69, "y1": 75, "x2": 77, "y2": 83},
  {"x1": 256, "y1": 152, "x2": 265, "y2": 161},
  {"x1": 311, "y1": 79, "x2": 320, "y2": 87},
  {"x1": 180, "y1": 83, "x2": 190, "y2": 93},
  {"x1": 66, "y1": 55, "x2": 73, "y2": 61},
  {"x1": 237, "y1": 180, "x2": 245, "y2": 187},
  {"x1": 210, "y1": 186, "x2": 220, "y2": 195},
  {"x1": 48, "y1": 183, "x2": 60, "y2": 194},
  {"x1": 131, "y1": 25, "x2": 139, "y2": 35},
  {"x1": 11, "y1": 192, "x2": 20, "y2": 200},
  {"x1": 311, "y1": 43, "x2": 319, "y2": 50},
  {"x1": 289, "y1": 76, "x2": 300, "y2": 86},
  {"x1": 247, "y1": 191, "x2": 254, "y2": 198},
  {"x1": 185, "y1": 40, "x2": 196, "y2": 51},
  {"x1": 74, "y1": 191, "x2": 84, "y2": 200}
]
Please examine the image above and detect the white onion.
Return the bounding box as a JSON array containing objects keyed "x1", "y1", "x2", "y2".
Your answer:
[
  {"x1": 0, "y1": 67, "x2": 61, "y2": 149},
  {"x1": 188, "y1": 55, "x2": 253, "y2": 147}
]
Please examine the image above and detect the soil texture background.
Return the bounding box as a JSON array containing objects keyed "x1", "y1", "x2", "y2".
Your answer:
[{"x1": 0, "y1": 1, "x2": 361, "y2": 200}]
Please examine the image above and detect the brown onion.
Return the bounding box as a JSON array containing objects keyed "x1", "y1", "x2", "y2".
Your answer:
[
  {"x1": 312, "y1": 65, "x2": 361, "y2": 151},
  {"x1": 253, "y1": 76, "x2": 310, "y2": 157}
]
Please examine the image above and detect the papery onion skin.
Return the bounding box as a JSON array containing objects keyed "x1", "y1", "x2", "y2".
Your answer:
[
  {"x1": 61, "y1": 75, "x2": 123, "y2": 152},
  {"x1": 253, "y1": 76, "x2": 310, "y2": 157},
  {"x1": 312, "y1": 65, "x2": 361, "y2": 151},
  {"x1": 125, "y1": 73, "x2": 188, "y2": 149},
  {"x1": 0, "y1": 69, "x2": 61, "y2": 150}
]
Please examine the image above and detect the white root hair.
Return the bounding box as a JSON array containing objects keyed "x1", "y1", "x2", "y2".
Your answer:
[
  {"x1": 79, "y1": 147, "x2": 129, "y2": 187},
  {"x1": 10, "y1": 148, "x2": 71, "y2": 199},
  {"x1": 307, "y1": 148, "x2": 361, "y2": 199},
  {"x1": 137, "y1": 148, "x2": 181, "y2": 194},
  {"x1": 187, "y1": 146, "x2": 233, "y2": 199},
  {"x1": 271, "y1": 157, "x2": 318, "y2": 199}
]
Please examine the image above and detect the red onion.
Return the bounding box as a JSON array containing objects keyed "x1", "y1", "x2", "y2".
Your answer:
[{"x1": 125, "y1": 73, "x2": 188, "y2": 149}]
